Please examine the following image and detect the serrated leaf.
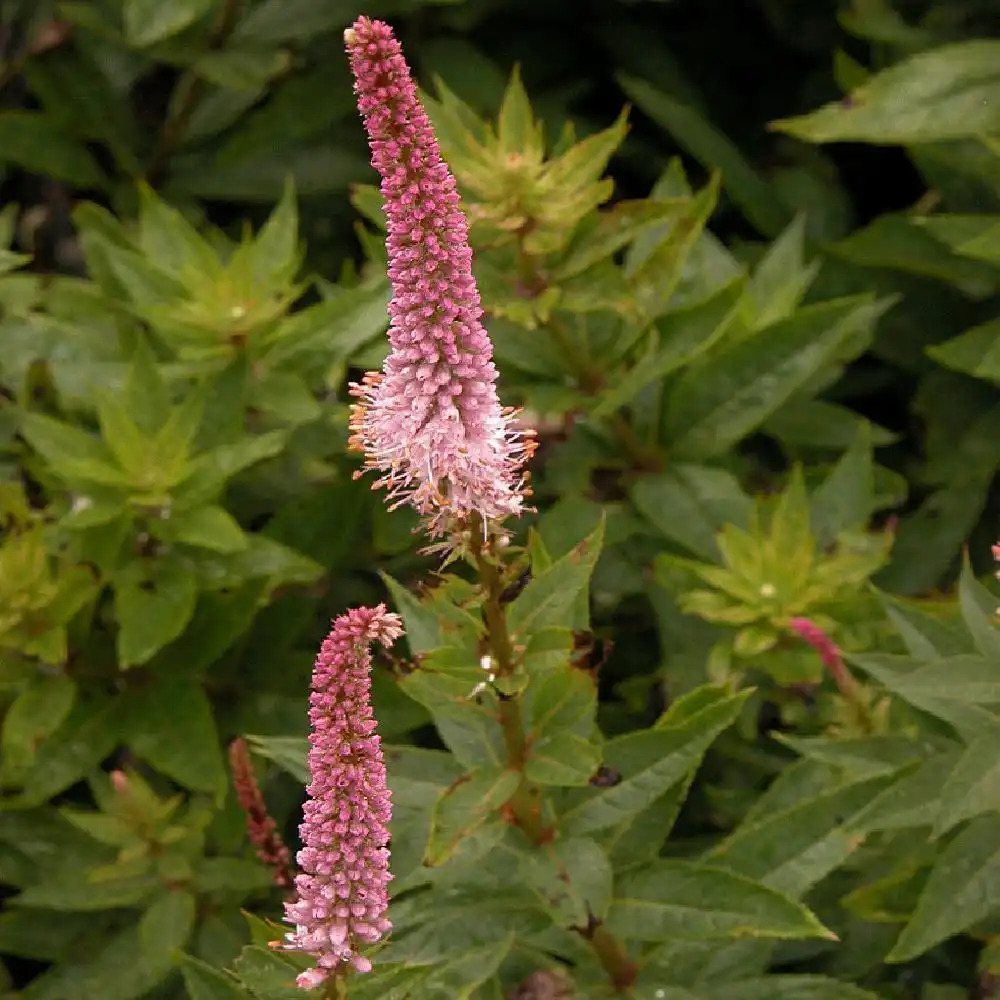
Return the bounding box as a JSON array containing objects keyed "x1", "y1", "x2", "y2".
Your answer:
[
  {"x1": 123, "y1": 674, "x2": 226, "y2": 794},
  {"x1": 114, "y1": 559, "x2": 198, "y2": 668},
  {"x1": 809, "y1": 426, "x2": 875, "y2": 547},
  {"x1": 666, "y1": 296, "x2": 889, "y2": 458},
  {"x1": 20, "y1": 412, "x2": 129, "y2": 488},
  {"x1": 0, "y1": 674, "x2": 77, "y2": 781},
  {"x1": 592, "y1": 278, "x2": 744, "y2": 416},
  {"x1": 635, "y1": 463, "x2": 751, "y2": 560},
  {"x1": 607, "y1": 860, "x2": 833, "y2": 942},
  {"x1": 508, "y1": 519, "x2": 604, "y2": 639},
  {"x1": 180, "y1": 955, "x2": 252, "y2": 1000},
  {"x1": 619, "y1": 74, "x2": 791, "y2": 238},
  {"x1": 13, "y1": 921, "x2": 177, "y2": 1000},
  {"x1": 171, "y1": 506, "x2": 247, "y2": 553},
  {"x1": 773, "y1": 41, "x2": 1000, "y2": 145},
  {"x1": 525, "y1": 731, "x2": 601, "y2": 786},
  {"x1": 381, "y1": 573, "x2": 441, "y2": 655},
  {"x1": 560, "y1": 689, "x2": 750, "y2": 836},
  {"x1": 933, "y1": 733, "x2": 1000, "y2": 836},
  {"x1": 243, "y1": 734, "x2": 308, "y2": 783},
  {"x1": 707, "y1": 767, "x2": 895, "y2": 897},
  {"x1": 139, "y1": 890, "x2": 195, "y2": 963},
  {"x1": 0, "y1": 111, "x2": 104, "y2": 187},
  {"x1": 518, "y1": 836, "x2": 612, "y2": 930},
  {"x1": 425, "y1": 766, "x2": 519, "y2": 865},
  {"x1": 889, "y1": 815, "x2": 1000, "y2": 961},
  {"x1": 124, "y1": 0, "x2": 216, "y2": 46}
]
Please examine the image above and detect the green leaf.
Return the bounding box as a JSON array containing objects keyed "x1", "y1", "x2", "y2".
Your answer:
[
  {"x1": 171, "y1": 506, "x2": 247, "y2": 553},
  {"x1": 243, "y1": 735, "x2": 308, "y2": 783},
  {"x1": 180, "y1": 955, "x2": 252, "y2": 1000},
  {"x1": 20, "y1": 412, "x2": 128, "y2": 488},
  {"x1": 773, "y1": 41, "x2": 1000, "y2": 145},
  {"x1": 13, "y1": 874, "x2": 161, "y2": 912},
  {"x1": 0, "y1": 674, "x2": 77, "y2": 781},
  {"x1": 24, "y1": 50, "x2": 142, "y2": 176},
  {"x1": 619, "y1": 74, "x2": 791, "y2": 237},
  {"x1": 829, "y1": 216, "x2": 998, "y2": 295},
  {"x1": 1, "y1": 696, "x2": 121, "y2": 806},
  {"x1": 707, "y1": 766, "x2": 896, "y2": 897},
  {"x1": 139, "y1": 889, "x2": 195, "y2": 963},
  {"x1": 849, "y1": 753, "x2": 957, "y2": 834},
  {"x1": 14, "y1": 921, "x2": 176, "y2": 1000},
  {"x1": 168, "y1": 144, "x2": 368, "y2": 202},
  {"x1": 123, "y1": 674, "x2": 226, "y2": 794},
  {"x1": 665, "y1": 296, "x2": 889, "y2": 458},
  {"x1": 852, "y1": 652, "x2": 1000, "y2": 738},
  {"x1": 635, "y1": 977, "x2": 883, "y2": 1000},
  {"x1": 0, "y1": 111, "x2": 104, "y2": 187},
  {"x1": 508, "y1": 519, "x2": 604, "y2": 640},
  {"x1": 627, "y1": 174, "x2": 722, "y2": 320},
  {"x1": 231, "y1": 945, "x2": 304, "y2": 999},
  {"x1": 933, "y1": 733, "x2": 1000, "y2": 836},
  {"x1": 418, "y1": 935, "x2": 514, "y2": 998},
  {"x1": 137, "y1": 184, "x2": 218, "y2": 282},
  {"x1": 525, "y1": 731, "x2": 601, "y2": 786},
  {"x1": 888, "y1": 816, "x2": 1000, "y2": 962},
  {"x1": 592, "y1": 278, "x2": 744, "y2": 416},
  {"x1": 607, "y1": 860, "x2": 833, "y2": 942},
  {"x1": 930, "y1": 318, "x2": 1000, "y2": 382},
  {"x1": 114, "y1": 559, "x2": 199, "y2": 668},
  {"x1": 560, "y1": 689, "x2": 750, "y2": 836},
  {"x1": 425, "y1": 766, "x2": 519, "y2": 865},
  {"x1": 245, "y1": 179, "x2": 300, "y2": 289},
  {"x1": 958, "y1": 560, "x2": 1000, "y2": 660},
  {"x1": 809, "y1": 426, "x2": 875, "y2": 546},
  {"x1": 519, "y1": 837, "x2": 612, "y2": 926},
  {"x1": 381, "y1": 573, "x2": 441, "y2": 655},
  {"x1": 635, "y1": 463, "x2": 751, "y2": 560},
  {"x1": 750, "y1": 215, "x2": 821, "y2": 328},
  {"x1": 124, "y1": 0, "x2": 216, "y2": 46}
]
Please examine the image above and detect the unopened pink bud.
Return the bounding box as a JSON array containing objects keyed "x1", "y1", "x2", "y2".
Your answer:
[{"x1": 282, "y1": 604, "x2": 403, "y2": 987}]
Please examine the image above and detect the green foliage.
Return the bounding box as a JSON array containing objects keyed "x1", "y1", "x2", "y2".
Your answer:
[{"x1": 3, "y1": 0, "x2": 1000, "y2": 998}]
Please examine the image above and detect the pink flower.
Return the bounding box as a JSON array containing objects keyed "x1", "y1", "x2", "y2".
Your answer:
[
  {"x1": 788, "y1": 617, "x2": 842, "y2": 673},
  {"x1": 283, "y1": 605, "x2": 403, "y2": 986},
  {"x1": 344, "y1": 16, "x2": 533, "y2": 538}
]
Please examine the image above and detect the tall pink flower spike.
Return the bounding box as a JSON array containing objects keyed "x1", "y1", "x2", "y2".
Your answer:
[
  {"x1": 344, "y1": 16, "x2": 534, "y2": 539},
  {"x1": 282, "y1": 604, "x2": 403, "y2": 988}
]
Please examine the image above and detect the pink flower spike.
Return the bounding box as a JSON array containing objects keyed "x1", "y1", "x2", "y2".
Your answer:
[
  {"x1": 788, "y1": 617, "x2": 842, "y2": 674},
  {"x1": 282, "y1": 604, "x2": 403, "y2": 988},
  {"x1": 344, "y1": 16, "x2": 534, "y2": 539}
]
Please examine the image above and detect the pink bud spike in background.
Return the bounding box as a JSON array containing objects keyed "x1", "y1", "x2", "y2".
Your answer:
[
  {"x1": 344, "y1": 16, "x2": 534, "y2": 539},
  {"x1": 282, "y1": 605, "x2": 403, "y2": 988}
]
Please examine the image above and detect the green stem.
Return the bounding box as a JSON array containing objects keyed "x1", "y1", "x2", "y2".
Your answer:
[
  {"x1": 320, "y1": 967, "x2": 348, "y2": 999},
  {"x1": 588, "y1": 924, "x2": 638, "y2": 993},
  {"x1": 470, "y1": 517, "x2": 635, "y2": 991},
  {"x1": 471, "y1": 519, "x2": 547, "y2": 842}
]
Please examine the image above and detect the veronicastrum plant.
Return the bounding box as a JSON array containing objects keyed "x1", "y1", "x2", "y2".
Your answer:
[{"x1": 6, "y1": 4, "x2": 1000, "y2": 1000}]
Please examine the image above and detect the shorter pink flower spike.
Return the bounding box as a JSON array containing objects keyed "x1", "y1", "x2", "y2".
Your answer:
[
  {"x1": 788, "y1": 617, "x2": 842, "y2": 674},
  {"x1": 282, "y1": 605, "x2": 403, "y2": 987}
]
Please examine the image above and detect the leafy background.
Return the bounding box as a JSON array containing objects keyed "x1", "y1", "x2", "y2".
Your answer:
[{"x1": 3, "y1": 0, "x2": 1000, "y2": 998}]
